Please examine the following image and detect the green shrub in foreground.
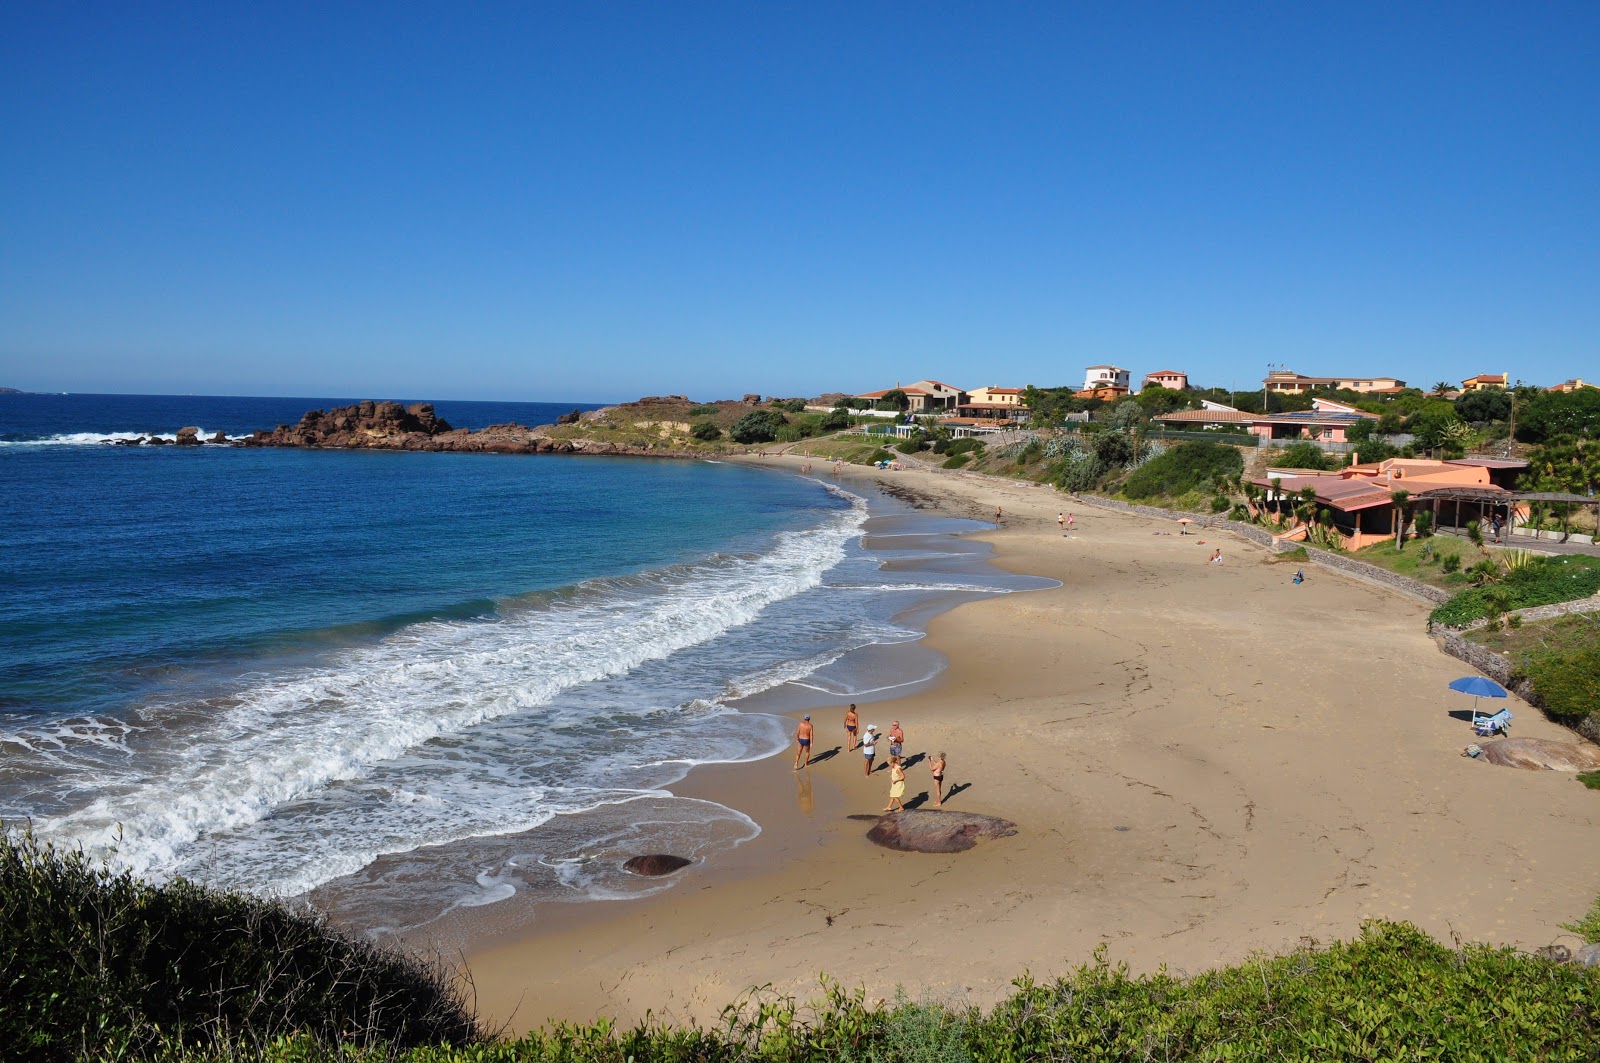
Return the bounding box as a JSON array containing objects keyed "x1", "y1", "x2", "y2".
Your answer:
[
  {"x1": 1121, "y1": 441, "x2": 1243, "y2": 501},
  {"x1": 1518, "y1": 638, "x2": 1600, "y2": 721},
  {"x1": 0, "y1": 828, "x2": 479, "y2": 1060},
  {"x1": 1429, "y1": 556, "x2": 1600, "y2": 629},
  {"x1": 232, "y1": 921, "x2": 1600, "y2": 1062}
]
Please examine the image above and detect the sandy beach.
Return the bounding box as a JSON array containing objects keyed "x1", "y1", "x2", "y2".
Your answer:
[{"x1": 468, "y1": 457, "x2": 1600, "y2": 1033}]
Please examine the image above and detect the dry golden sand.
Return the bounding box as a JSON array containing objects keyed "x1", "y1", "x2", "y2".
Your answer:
[{"x1": 467, "y1": 456, "x2": 1600, "y2": 1033}]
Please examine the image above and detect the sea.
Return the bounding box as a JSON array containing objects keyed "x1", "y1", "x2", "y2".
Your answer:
[{"x1": 0, "y1": 393, "x2": 1049, "y2": 940}]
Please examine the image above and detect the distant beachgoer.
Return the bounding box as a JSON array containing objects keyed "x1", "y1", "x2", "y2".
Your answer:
[
  {"x1": 929, "y1": 751, "x2": 946, "y2": 807},
  {"x1": 1066, "y1": 513, "x2": 1075, "y2": 531},
  {"x1": 995, "y1": 505, "x2": 1002, "y2": 523},
  {"x1": 794, "y1": 714, "x2": 813, "y2": 770},
  {"x1": 888, "y1": 720, "x2": 904, "y2": 765},
  {"x1": 862, "y1": 725, "x2": 878, "y2": 775},
  {"x1": 1209, "y1": 549, "x2": 1222, "y2": 564},
  {"x1": 844, "y1": 703, "x2": 859, "y2": 751},
  {"x1": 885, "y1": 761, "x2": 907, "y2": 812},
  {"x1": 1293, "y1": 568, "x2": 1305, "y2": 585},
  {"x1": 1058, "y1": 512, "x2": 1066, "y2": 533}
]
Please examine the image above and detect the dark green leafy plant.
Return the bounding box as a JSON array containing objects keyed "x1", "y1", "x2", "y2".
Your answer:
[
  {"x1": 730, "y1": 410, "x2": 787, "y2": 444},
  {"x1": 1121, "y1": 442, "x2": 1243, "y2": 500},
  {"x1": 0, "y1": 829, "x2": 479, "y2": 1059}
]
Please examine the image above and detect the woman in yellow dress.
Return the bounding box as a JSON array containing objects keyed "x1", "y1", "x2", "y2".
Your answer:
[{"x1": 885, "y1": 760, "x2": 907, "y2": 812}]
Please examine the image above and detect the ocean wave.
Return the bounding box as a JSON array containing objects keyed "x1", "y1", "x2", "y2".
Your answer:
[
  {"x1": 0, "y1": 429, "x2": 218, "y2": 447},
  {"x1": 16, "y1": 491, "x2": 869, "y2": 888}
]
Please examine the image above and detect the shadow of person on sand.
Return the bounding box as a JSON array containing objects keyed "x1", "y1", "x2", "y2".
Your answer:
[
  {"x1": 904, "y1": 791, "x2": 931, "y2": 809},
  {"x1": 902, "y1": 752, "x2": 925, "y2": 769},
  {"x1": 944, "y1": 782, "x2": 972, "y2": 803},
  {"x1": 810, "y1": 747, "x2": 842, "y2": 764}
]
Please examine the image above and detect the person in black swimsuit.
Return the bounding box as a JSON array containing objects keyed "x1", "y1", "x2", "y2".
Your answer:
[{"x1": 929, "y1": 751, "x2": 946, "y2": 806}]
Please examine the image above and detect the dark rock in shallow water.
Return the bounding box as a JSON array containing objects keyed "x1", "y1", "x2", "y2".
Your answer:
[
  {"x1": 865, "y1": 810, "x2": 1017, "y2": 853},
  {"x1": 210, "y1": 431, "x2": 228, "y2": 443},
  {"x1": 623, "y1": 854, "x2": 692, "y2": 876},
  {"x1": 174, "y1": 426, "x2": 201, "y2": 445},
  {"x1": 146, "y1": 435, "x2": 169, "y2": 446}
]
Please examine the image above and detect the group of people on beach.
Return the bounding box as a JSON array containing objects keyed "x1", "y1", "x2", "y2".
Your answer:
[{"x1": 793, "y1": 703, "x2": 946, "y2": 811}]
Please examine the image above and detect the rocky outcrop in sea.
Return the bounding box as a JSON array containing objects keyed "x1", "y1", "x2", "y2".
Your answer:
[{"x1": 240, "y1": 400, "x2": 674, "y2": 456}]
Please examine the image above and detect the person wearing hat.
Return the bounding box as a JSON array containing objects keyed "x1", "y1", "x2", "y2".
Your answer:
[
  {"x1": 793, "y1": 714, "x2": 814, "y2": 770},
  {"x1": 861, "y1": 724, "x2": 878, "y2": 776}
]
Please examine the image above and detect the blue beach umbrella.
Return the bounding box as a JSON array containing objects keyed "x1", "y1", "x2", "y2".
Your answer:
[{"x1": 1448, "y1": 676, "x2": 1507, "y2": 717}]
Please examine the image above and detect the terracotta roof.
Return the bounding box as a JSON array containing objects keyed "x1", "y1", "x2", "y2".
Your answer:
[
  {"x1": 1145, "y1": 370, "x2": 1184, "y2": 377},
  {"x1": 1156, "y1": 410, "x2": 1255, "y2": 423},
  {"x1": 857, "y1": 387, "x2": 931, "y2": 398},
  {"x1": 1464, "y1": 374, "x2": 1506, "y2": 383}
]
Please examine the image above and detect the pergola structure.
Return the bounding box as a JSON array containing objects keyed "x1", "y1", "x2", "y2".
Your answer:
[{"x1": 1418, "y1": 487, "x2": 1600, "y2": 542}]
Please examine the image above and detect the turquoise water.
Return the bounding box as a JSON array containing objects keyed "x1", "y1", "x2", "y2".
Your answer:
[{"x1": 0, "y1": 394, "x2": 1047, "y2": 934}]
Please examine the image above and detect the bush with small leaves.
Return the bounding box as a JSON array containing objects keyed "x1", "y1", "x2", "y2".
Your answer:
[
  {"x1": 730, "y1": 410, "x2": 787, "y2": 444},
  {"x1": 690, "y1": 421, "x2": 721, "y2": 441}
]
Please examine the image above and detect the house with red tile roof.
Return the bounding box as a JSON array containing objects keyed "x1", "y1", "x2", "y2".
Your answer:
[
  {"x1": 956, "y1": 386, "x2": 1029, "y2": 421},
  {"x1": 1155, "y1": 397, "x2": 1377, "y2": 442},
  {"x1": 855, "y1": 380, "x2": 967, "y2": 413},
  {"x1": 1460, "y1": 372, "x2": 1508, "y2": 392},
  {"x1": 1142, "y1": 369, "x2": 1189, "y2": 391},
  {"x1": 1251, "y1": 457, "x2": 1527, "y2": 550}
]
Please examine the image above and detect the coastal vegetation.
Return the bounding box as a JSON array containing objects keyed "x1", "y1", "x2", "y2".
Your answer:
[
  {"x1": 1119, "y1": 441, "x2": 1243, "y2": 502},
  {"x1": 1467, "y1": 613, "x2": 1600, "y2": 726},
  {"x1": 11, "y1": 848, "x2": 1600, "y2": 1063},
  {"x1": 1428, "y1": 555, "x2": 1600, "y2": 630},
  {"x1": 0, "y1": 828, "x2": 479, "y2": 1060}
]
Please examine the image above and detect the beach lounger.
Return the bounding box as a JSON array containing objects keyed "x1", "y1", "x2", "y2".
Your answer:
[{"x1": 1472, "y1": 708, "x2": 1512, "y2": 737}]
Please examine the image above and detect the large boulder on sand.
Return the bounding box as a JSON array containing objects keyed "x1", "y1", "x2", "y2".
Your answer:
[
  {"x1": 1478, "y1": 737, "x2": 1600, "y2": 772},
  {"x1": 866, "y1": 810, "x2": 1017, "y2": 853},
  {"x1": 623, "y1": 854, "x2": 692, "y2": 876}
]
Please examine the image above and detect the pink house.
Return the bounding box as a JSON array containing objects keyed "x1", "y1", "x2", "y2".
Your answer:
[
  {"x1": 1142, "y1": 369, "x2": 1189, "y2": 391},
  {"x1": 1252, "y1": 457, "x2": 1525, "y2": 550}
]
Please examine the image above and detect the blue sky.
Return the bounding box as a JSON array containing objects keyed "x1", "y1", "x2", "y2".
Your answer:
[{"x1": 2, "y1": 4, "x2": 1596, "y2": 402}]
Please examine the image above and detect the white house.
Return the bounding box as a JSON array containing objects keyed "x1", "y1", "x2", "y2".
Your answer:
[{"x1": 1084, "y1": 365, "x2": 1131, "y2": 391}]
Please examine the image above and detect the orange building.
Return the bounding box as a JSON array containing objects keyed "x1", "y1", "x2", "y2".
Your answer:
[
  {"x1": 1460, "y1": 372, "x2": 1508, "y2": 392},
  {"x1": 1252, "y1": 457, "x2": 1527, "y2": 551}
]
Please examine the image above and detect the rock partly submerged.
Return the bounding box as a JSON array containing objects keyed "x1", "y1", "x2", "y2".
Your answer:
[
  {"x1": 865, "y1": 810, "x2": 1017, "y2": 853},
  {"x1": 623, "y1": 854, "x2": 693, "y2": 876},
  {"x1": 240, "y1": 400, "x2": 672, "y2": 456},
  {"x1": 1478, "y1": 737, "x2": 1600, "y2": 773}
]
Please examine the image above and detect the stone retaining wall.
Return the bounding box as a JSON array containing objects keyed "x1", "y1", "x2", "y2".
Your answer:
[
  {"x1": 1294, "y1": 547, "x2": 1452, "y2": 604},
  {"x1": 1512, "y1": 592, "x2": 1600, "y2": 625},
  {"x1": 1075, "y1": 496, "x2": 1447, "y2": 603}
]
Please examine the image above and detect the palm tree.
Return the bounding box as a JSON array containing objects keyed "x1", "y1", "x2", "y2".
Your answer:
[
  {"x1": 1390, "y1": 489, "x2": 1411, "y2": 550},
  {"x1": 1433, "y1": 381, "x2": 1452, "y2": 397},
  {"x1": 1298, "y1": 486, "x2": 1318, "y2": 526}
]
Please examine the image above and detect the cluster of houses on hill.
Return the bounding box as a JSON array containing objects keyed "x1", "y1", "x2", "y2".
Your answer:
[{"x1": 851, "y1": 367, "x2": 1596, "y2": 435}]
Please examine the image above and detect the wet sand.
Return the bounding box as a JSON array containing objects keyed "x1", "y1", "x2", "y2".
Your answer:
[{"x1": 467, "y1": 456, "x2": 1600, "y2": 1033}]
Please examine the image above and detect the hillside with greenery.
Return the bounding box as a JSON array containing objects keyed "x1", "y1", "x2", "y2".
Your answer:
[{"x1": 8, "y1": 828, "x2": 1599, "y2": 1061}]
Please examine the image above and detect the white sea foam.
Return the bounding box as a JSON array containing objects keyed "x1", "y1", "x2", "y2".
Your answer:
[
  {"x1": 0, "y1": 428, "x2": 219, "y2": 447},
  {"x1": 21, "y1": 491, "x2": 870, "y2": 893}
]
